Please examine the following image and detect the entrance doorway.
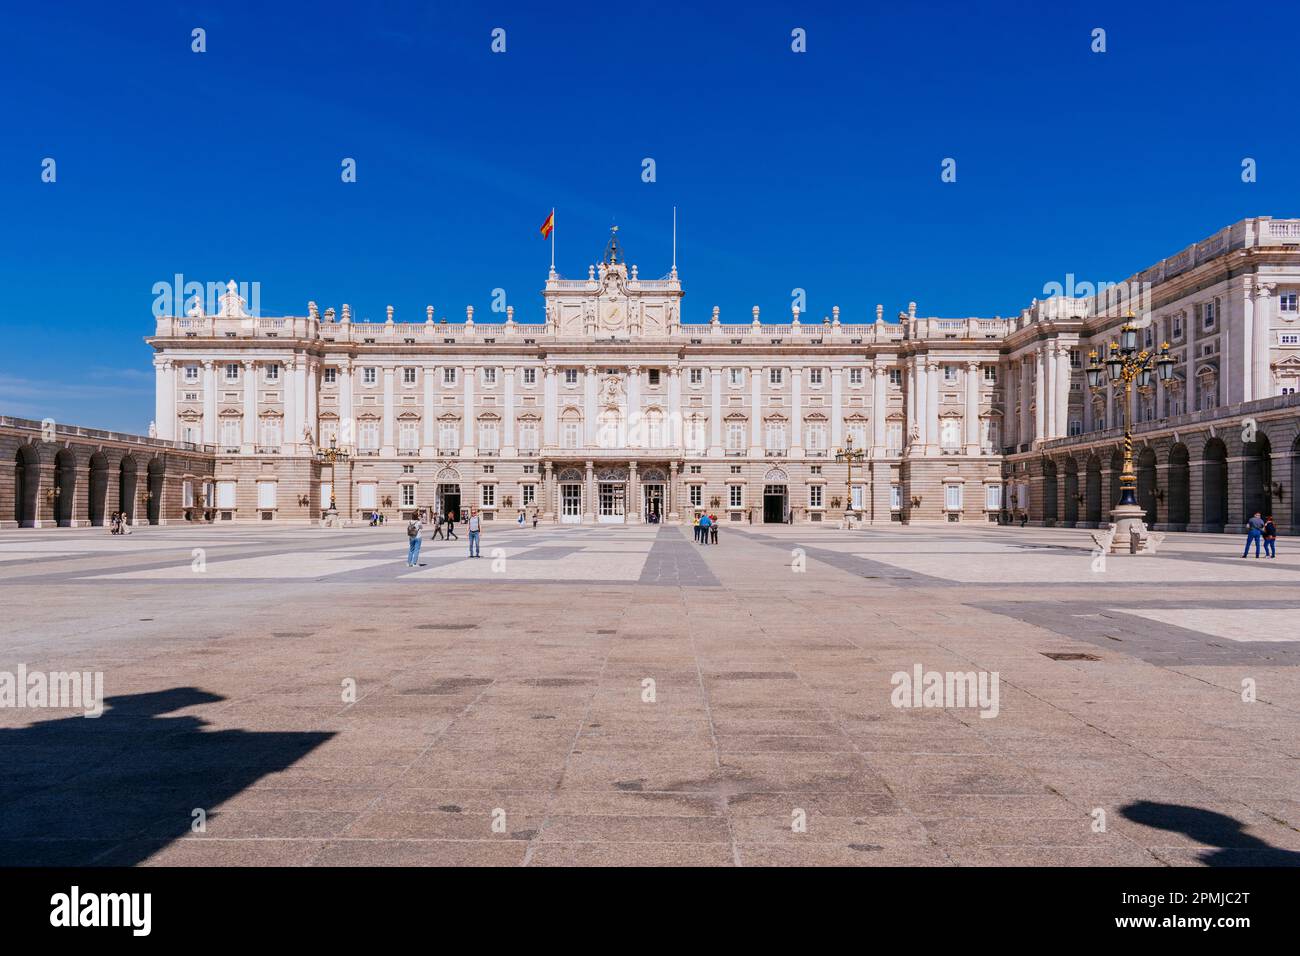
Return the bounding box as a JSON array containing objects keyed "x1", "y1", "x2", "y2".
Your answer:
[
  {"x1": 598, "y1": 482, "x2": 625, "y2": 523},
  {"x1": 437, "y1": 483, "x2": 461, "y2": 522},
  {"x1": 560, "y1": 483, "x2": 582, "y2": 523},
  {"x1": 643, "y1": 483, "x2": 664, "y2": 523},
  {"x1": 763, "y1": 484, "x2": 788, "y2": 523}
]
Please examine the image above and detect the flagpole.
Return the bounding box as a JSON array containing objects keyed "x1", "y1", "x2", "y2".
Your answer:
[{"x1": 550, "y1": 207, "x2": 555, "y2": 271}]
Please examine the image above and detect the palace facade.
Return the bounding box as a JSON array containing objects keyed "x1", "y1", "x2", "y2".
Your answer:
[{"x1": 5, "y1": 217, "x2": 1300, "y2": 532}]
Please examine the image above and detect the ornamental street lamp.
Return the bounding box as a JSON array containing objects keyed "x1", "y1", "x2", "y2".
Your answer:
[
  {"x1": 834, "y1": 434, "x2": 867, "y2": 524},
  {"x1": 1085, "y1": 314, "x2": 1174, "y2": 547},
  {"x1": 315, "y1": 438, "x2": 350, "y2": 521}
]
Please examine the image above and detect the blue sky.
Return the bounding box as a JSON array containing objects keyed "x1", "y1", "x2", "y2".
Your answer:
[{"x1": 1, "y1": 0, "x2": 1296, "y2": 431}]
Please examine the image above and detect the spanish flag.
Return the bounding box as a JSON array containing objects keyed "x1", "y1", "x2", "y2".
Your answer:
[{"x1": 539, "y1": 209, "x2": 555, "y2": 239}]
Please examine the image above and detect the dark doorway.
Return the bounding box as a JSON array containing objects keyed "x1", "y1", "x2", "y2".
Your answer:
[
  {"x1": 1063, "y1": 457, "x2": 1079, "y2": 527},
  {"x1": 1137, "y1": 447, "x2": 1158, "y2": 527},
  {"x1": 1042, "y1": 460, "x2": 1058, "y2": 526},
  {"x1": 1202, "y1": 438, "x2": 1228, "y2": 531},
  {"x1": 53, "y1": 449, "x2": 76, "y2": 527},
  {"x1": 763, "y1": 484, "x2": 787, "y2": 523},
  {"x1": 88, "y1": 453, "x2": 109, "y2": 526},
  {"x1": 1241, "y1": 432, "x2": 1272, "y2": 525},
  {"x1": 1167, "y1": 444, "x2": 1190, "y2": 530},
  {"x1": 13, "y1": 445, "x2": 40, "y2": 527},
  {"x1": 147, "y1": 458, "x2": 164, "y2": 525},
  {"x1": 438, "y1": 484, "x2": 461, "y2": 522},
  {"x1": 1292, "y1": 436, "x2": 1300, "y2": 535},
  {"x1": 119, "y1": 455, "x2": 138, "y2": 524},
  {"x1": 1085, "y1": 455, "x2": 1102, "y2": 525}
]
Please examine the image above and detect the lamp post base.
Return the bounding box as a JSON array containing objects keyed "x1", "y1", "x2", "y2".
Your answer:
[{"x1": 1107, "y1": 502, "x2": 1149, "y2": 553}]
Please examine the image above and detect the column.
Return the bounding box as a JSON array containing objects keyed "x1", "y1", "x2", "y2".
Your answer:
[
  {"x1": 202, "y1": 360, "x2": 217, "y2": 444},
  {"x1": 154, "y1": 359, "x2": 174, "y2": 441},
  {"x1": 627, "y1": 365, "x2": 641, "y2": 448},
  {"x1": 284, "y1": 359, "x2": 300, "y2": 451},
  {"x1": 1019, "y1": 355, "x2": 1032, "y2": 445},
  {"x1": 503, "y1": 365, "x2": 517, "y2": 454},
  {"x1": 830, "y1": 366, "x2": 843, "y2": 451},
  {"x1": 1045, "y1": 346, "x2": 1057, "y2": 437},
  {"x1": 871, "y1": 366, "x2": 887, "y2": 456},
  {"x1": 789, "y1": 365, "x2": 803, "y2": 455},
  {"x1": 306, "y1": 360, "x2": 319, "y2": 448},
  {"x1": 462, "y1": 363, "x2": 476, "y2": 454},
  {"x1": 749, "y1": 365, "x2": 763, "y2": 455},
  {"x1": 339, "y1": 361, "x2": 354, "y2": 446},
  {"x1": 584, "y1": 366, "x2": 597, "y2": 446},
  {"x1": 925, "y1": 360, "x2": 939, "y2": 454},
  {"x1": 584, "y1": 459, "x2": 594, "y2": 521},
  {"x1": 382, "y1": 366, "x2": 395, "y2": 455},
  {"x1": 668, "y1": 460, "x2": 679, "y2": 519},
  {"x1": 1056, "y1": 347, "x2": 1071, "y2": 437},
  {"x1": 422, "y1": 365, "x2": 436, "y2": 450},
  {"x1": 709, "y1": 367, "x2": 722, "y2": 456},
  {"x1": 914, "y1": 358, "x2": 928, "y2": 450},
  {"x1": 242, "y1": 359, "x2": 257, "y2": 448},
  {"x1": 1033, "y1": 348, "x2": 1046, "y2": 444},
  {"x1": 906, "y1": 362, "x2": 917, "y2": 451},
  {"x1": 669, "y1": 366, "x2": 683, "y2": 449},
  {"x1": 629, "y1": 460, "x2": 639, "y2": 521},
  {"x1": 964, "y1": 361, "x2": 980, "y2": 453},
  {"x1": 543, "y1": 366, "x2": 557, "y2": 447},
  {"x1": 1253, "y1": 283, "x2": 1275, "y2": 400}
]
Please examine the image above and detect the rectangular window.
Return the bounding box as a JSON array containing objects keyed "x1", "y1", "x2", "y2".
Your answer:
[
  {"x1": 886, "y1": 422, "x2": 903, "y2": 454},
  {"x1": 479, "y1": 422, "x2": 499, "y2": 451},
  {"x1": 808, "y1": 368, "x2": 823, "y2": 386},
  {"x1": 522, "y1": 484, "x2": 535, "y2": 506},
  {"x1": 809, "y1": 485, "x2": 823, "y2": 508},
  {"x1": 889, "y1": 369, "x2": 902, "y2": 386},
  {"x1": 983, "y1": 366, "x2": 996, "y2": 383},
  {"x1": 217, "y1": 480, "x2": 237, "y2": 509},
  {"x1": 324, "y1": 367, "x2": 337, "y2": 384},
  {"x1": 727, "y1": 422, "x2": 745, "y2": 450},
  {"x1": 1280, "y1": 333, "x2": 1300, "y2": 346},
  {"x1": 221, "y1": 419, "x2": 240, "y2": 447},
  {"x1": 769, "y1": 368, "x2": 783, "y2": 386},
  {"x1": 523, "y1": 367, "x2": 536, "y2": 385},
  {"x1": 985, "y1": 484, "x2": 1002, "y2": 511},
  {"x1": 1280, "y1": 292, "x2": 1298, "y2": 312},
  {"x1": 257, "y1": 481, "x2": 277, "y2": 509},
  {"x1": 1069, "y1": 349, "x2": 1081, "y2": 368},
  {"x1": 519, "y1": 422, "x2": 539, "y2": 450},
  {"x1": 399, "y1": 422, "x2": 419, "y2": 450},
  {"x1": 1203, "y1": 301, "x2": 1216, "y2": 328},
  {"x1": 648, "y1": 369, "x2": 661, "y2": 386},
  {"x1": 225, "y1": 363, "x2": 240, "y2": 381},
  {"x1": 363, "y1": 367, "x2": 377, "y2": 385},
  {"x1": 562, "y1": 422, "x2": 580, "y2": 449},
  {"x1": 689, "y1": 368, "x2": 703, "y2": 386},
  {"x1": 266, "y1": 364, "x2": 280, "y2": 381},
  {"x1": 728, "y1": 368, "x2": 744, "y2": 386},
  {"x1": 401, "y1": 484, "x2": 415, "y2": 507},
  {"x1": 564, "y1": 369, "x2": 578, "y2": 386},
  {"x1": 729, "y1": 485, "x2": 743, "y2": 508},
  {"x1": 944, "y1": 483, "x2": 963, "y2": 511},
  {"x1": 848, "y1": 368, "x2": 863, "y2": 386},
  {"x1": 943, "y1": 365, "x2": 957, "y2": 383},
  {"x1": 890, "y1": 485, "x2": 901, "y2": 510},
  {"x1": 403, "y1": 367, "x2": 416, "y2": 385},
  {"x1": 482, "y1": 367, "x2": 497, "y2": 386},
  {"x1": 439, "y1": 423, "x2": 459, "y2": 450},
  {"x1": 184, "y1": 365, "x2": 199, "y2": 381},
  {"x1": 689, "y1": 485, "x2": 702, "y2": 507},
  {"x1": 358, "y1": 484, "x2": 377, "y2": 509},
  {"x1": 359, "y1": 422, "x2": 379, "y2": 450},
  {"x1": 850, "y1": 485, "x2": 864, "y2": 510}
]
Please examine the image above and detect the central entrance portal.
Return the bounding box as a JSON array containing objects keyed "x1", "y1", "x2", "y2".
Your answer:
[
  {"x1": 598, "y1": 482, "x2": 625, "y2": 523},
  {"x1": 763, "y1": 484, "x2": 788, "y2": 524},
  {"x1": 437, "y1": 483, "x2": 461, "y2": 521},
  {"x1": 560, "y1": 483, "x2": 582, "y2": 523},
  {"x1": 643, "y1": 484, "x2": 664, "y2": 523}
]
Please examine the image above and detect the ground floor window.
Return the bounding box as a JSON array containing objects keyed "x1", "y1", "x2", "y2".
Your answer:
[
  {"x1": 944, "y1": 483, "x2": 963, "y2": 511},
  {"x1": 182, "y1": 480, "x2": 194, "y2": 508},
  {"x1": 689, "y1": 484, "x2": 702, "y2": 507},
  {"x1": 985, "y1": 483, "x2": 1001, "y2": 511},
  {"x1": 321, "y1": 482, "x2": 332, "y2": 508},
  {"x1": 359, "y1": 483, "x2": 377, "y2": 510},
  {"x1": 890, "y1": 485, "x2": 901, "y2": 510},
  {"x1": 217, "y1": 481, "x2": 236, "y2": 509},
  {"x1": 809, "y1": 485, "x2": 824, "y2": 508},
  {"x1": 850, "y1": 484, "x2": 864, "y2": 510},
  {"x1": 728, "y1": 484, "x2": 743, "y2": 508},
  {"x1": 401, "y1": 484, "x2": 415, "y2": 507},
  {"x1": 522, "y1": 484, "x2": 535, "y2": 506},
  {"x1": 481, "y1": 484, "x2": 496, "y2": 508},
  {"x1": 257, "y1": 481, "x2": 277, "y2": 509}
]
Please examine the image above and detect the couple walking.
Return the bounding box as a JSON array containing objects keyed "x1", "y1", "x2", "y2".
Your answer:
[
  {"x1": 1242, "y1": 512, "x2": 1278, "y2": 559},
  {"x1": 406, "y1": 508, "x2": 483, "y2": 566}
]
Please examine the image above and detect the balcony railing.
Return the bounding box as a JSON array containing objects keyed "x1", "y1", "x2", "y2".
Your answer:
[
  {"x1": 438, "y1": 448, "x2": 460, "y2": 457},
  {"x1": 255, "y1": 446, "x2": 280, "y2": 454},
  {"x1": 765, "y1": 449, "x2": 788, "y2": 457}
]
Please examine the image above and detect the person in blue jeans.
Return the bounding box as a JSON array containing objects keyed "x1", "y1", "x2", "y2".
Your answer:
[
  {"x1": 467, "y1": 507, "x2": 481, "y2": 558},
  {"x1": 697, "y1": 512, "x2": 711, "y2": 544},
  {"x1": 1263, "y1": 515, "x2": 1277, "y2": 558},
  {"x1": 405, "y1": 516, "x2": 424, "y2": 566},
  {"x1": 1242, "y1": 511, "x2": 1265, "y2": 558}
]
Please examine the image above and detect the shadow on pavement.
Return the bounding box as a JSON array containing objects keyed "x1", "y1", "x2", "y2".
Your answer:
[
  {"x1": 1121, "y1": 800, "x2": 1300, "y2": 866},
  {"x1": 0, "y1": 687, "x2": 334, "y2": 866}
]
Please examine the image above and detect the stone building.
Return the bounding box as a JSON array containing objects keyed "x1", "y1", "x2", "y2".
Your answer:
[{"x1": 4, "y1": 217, "x2": 1299, "y2": 531}]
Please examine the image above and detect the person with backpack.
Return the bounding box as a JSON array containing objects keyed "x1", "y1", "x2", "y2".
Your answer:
[
  {"x1": 1242, "y1": 511, "x2": 1265, "y2": 558},
  {"x1": 1263, "y1": 515, "x2": 1278, "y2": 559},
  {"x1": 405, "y1": 515, "x2": 424, "y2": 566},
  {"x1": 467, "y1": 507, "x2": 481, "y2": 558}
]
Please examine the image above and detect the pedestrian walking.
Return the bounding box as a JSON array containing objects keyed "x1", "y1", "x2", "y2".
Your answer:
[
  {"x1": 405, "y1": 515, "x2": 424, "y2": 566},
  {"x1": 445, "y1": 511, "x2": 458, "y2": 540},
  {"x1": 709, "y1": 513, "x2": 719, "y2": 544},
  {"x1": 1242, "y1": 511, "x2": 1265, "y2": 558},
  {"x1": 532, "y1": 510, "x2": 539, "y2": 529},
  {"x1": 467, "y1": 507, "x2": 481, "y2": 558},
  {"x1": 692, "y1": 513, "x2": 701, "y2": 543},
  {"x1": 1263, "y1": 515, "x2": 1278, "y2": 559},
  {"x1": 517, "y1": 509, "x2": 525, "y2": 527},
  {"x1": 430, "y1": 511, "x2": 445, "y2": 540}
]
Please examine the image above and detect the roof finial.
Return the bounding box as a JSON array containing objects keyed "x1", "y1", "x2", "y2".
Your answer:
[{"x1": 603, "y1": 225, "x2": 622, "y2": 265}]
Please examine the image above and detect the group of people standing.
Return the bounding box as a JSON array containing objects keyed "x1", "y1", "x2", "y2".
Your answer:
[
  {"x1": 1242, "y1": 512, "x2": 1279, "y2": 558},
  {"x1": 693, "y1": 513, "x2": 719, "y2": 544},
  {"x1": 108, "y1": 511, "x2": 132, "y2": 535},
  {"x1": 405, "y1": 508, "x2": 482, "y2": 566}
]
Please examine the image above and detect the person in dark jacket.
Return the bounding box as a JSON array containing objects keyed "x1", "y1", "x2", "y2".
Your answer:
[{"x1": 1262, "y1": 515, "x2": 1277, "y2": 559}]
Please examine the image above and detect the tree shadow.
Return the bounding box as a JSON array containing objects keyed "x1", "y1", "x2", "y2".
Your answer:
[
  {"x1": 1121, "y1": 800, "x2": 1300, "y2": 866},
  {"x1": 0, "y1": 687, "x2": 334, "y2": 866}
]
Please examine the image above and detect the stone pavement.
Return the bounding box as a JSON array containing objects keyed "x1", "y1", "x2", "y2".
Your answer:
[{"x1": 0, "y1": 522, "x2": 1296, "y2": 866}]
